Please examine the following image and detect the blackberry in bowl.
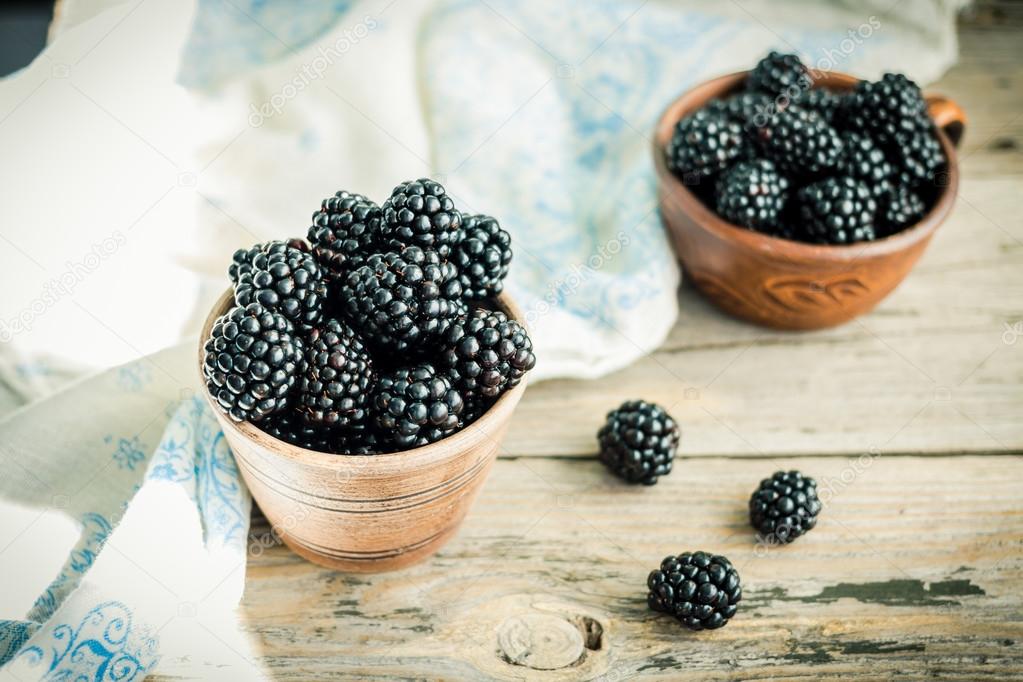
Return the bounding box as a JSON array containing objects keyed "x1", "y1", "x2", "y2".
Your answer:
[{"x1": 655, "y1": 52, "x2": 966, "y2": 330}]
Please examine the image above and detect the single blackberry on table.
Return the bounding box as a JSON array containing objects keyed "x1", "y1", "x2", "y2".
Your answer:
[
  {"x1": 297, "y1": 318, "x2": 374, "y2": 428},
  {"x1": 755, "y1": 104, "x2": 843, "y2": 176},
  {"x1": 749, "y1": 470, "x2": 821, "y2": 544},
  {"x1": 880, "y1": 185, "x2": 927, "y2": 234},
  {"x1": 840, "y1": 73, "x2": 930, "y2": 145},
  {"x1": 339, "y1": 246, "x2": 463, "y2": 353},
  {"x1": 235, "y1": 241, "x2": 327, "y2": 332},
  {"x1": 452, "y1": 213, "x2": 513, "y2": 300},
  {"x1": 371, "y1": 364, "x2": 464, "y2": 448},
  {"x1": 797, "y1": 176, "x2": 877, "y2": 245},
  {"x1": 715, "y1": 159, "x2": 789, "y2": 233},
  {"x1": 441, "y1": 308, "x2": 535, "y2": 400},
  {"x1": 647, "y1": 551, "x2": 741, "y2": 630},
  {"x1": 665, "y1": 109, "x2": 748, "y2": 182},
  {"x1": 203, "y1": 302, "x2": 305, "y2": 423},
  {"x1": 747, "y1": 51, "x2": 812, "y2": 99},
  {"x1": 838, "y1": 132, "x2": 895, "y2": 200},
  {"x1": 259, "y1": 410, "x2": 341, "y2": 453},
  {"x1": 308, "y1": 190, "x2": 382, "y2": 278},
  {"x1": 381, "y1": 179, "x2": 462, "y2": 257},
  {"x1": 598, "y1": 400, "x2": 680, "y2": 486},
  {"x1": 801, "y1": 88, "x2": 842, "y2": 125}
]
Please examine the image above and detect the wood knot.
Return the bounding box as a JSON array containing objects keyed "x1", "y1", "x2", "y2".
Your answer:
[{"x1": 497, "y1": 613, "x2": 587, "y2": 670}]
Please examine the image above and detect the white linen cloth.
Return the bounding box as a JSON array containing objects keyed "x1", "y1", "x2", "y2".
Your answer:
[{"x1": 0, "y1": 0, "x2": 964, "y2": 678}]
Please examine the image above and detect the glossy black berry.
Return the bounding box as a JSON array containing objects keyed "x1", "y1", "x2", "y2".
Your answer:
[
  {"x1": 715, "y1": 159, "x2": 789, "y2": 233},
  {"x1": 234, "y1": 241, "x2": 327, "y2": 332},
  {"x1": 307, "y1": 190, "x2": 382, "y2": 278},
  {"x1": 381, "y1": 179, "x2": 462, "y2": 257},
  {"x1": 648, "y1": 551, "x2": 741, "y2": 630},
  {"x1": 838, "y1": 132, "x2": 895, "y2": 200},
  {"x1": 747, "y1": 51, "x2": 812, "y2": 99},
  {"x1": 708, "y1": 91, "x2": 774, "y2": 129},
  {"x1": 801, "y1": 87, "x2": 842, "y2": 125},
  {"x1": 889, "y1": 127, "x2": 945, "y2": 187},
  {"x1": 298, "y1": 318, "x2": 374, "y2": 428},
  {"x1": 259, "y1": 409, "x2": 341, "y2": 453},
  {"x1": 339, "y1": 246, "x2": 463, "y2": 353},
  {"x1": 841, "y1": 73, "x2": 931, "y2": 145},
  {"x1": 881, "y1": 185, "x2": 927, "y2": 235},
  {"x1": 598, "y1": 400, "x2": 679, "y2": 485},
  {"x1": 202, "y1": 302, "x2": 305, "y2": 423},
  {"x1": 797, "y1": 176, "x2": 877, "y2": 244},
  {"x1": 371, "y1": 364, "x2": 464, "y2": 448},
  {"x1": 452, "y1": 213, "x2": 513, "y2": 300},
  {"x1": 749, "y1": 470, "x2": 821, "y2": 544},
  {"x1": 441, "y1": 308, "x2": 535, "y2": 400},
  {"x1": 229, "y1": 238, "x2": 308, "y2": 286},
  {"x1": 666, "y1": 109, "x2": 748, "y2": 182},
  {"x1": 755, "y1": 104, "x2": 843, "y2": 176}
]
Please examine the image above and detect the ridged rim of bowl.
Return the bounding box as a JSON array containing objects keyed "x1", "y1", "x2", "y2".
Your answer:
[
  {"x1": 198, "y1": 287, "x2": 528, "y2": 469},
  {"x1": 654, "y1": 70, "x2": 959, "y2": 263}
]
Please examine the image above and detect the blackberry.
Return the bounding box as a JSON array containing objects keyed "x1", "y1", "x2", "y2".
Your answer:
[
  {"x1": 381, "y1": 179, "x2": 462, "y2": 257},
  {"x1": 714, "y1": 159, "x2": 789, "y2": 233},
  {"x1": 259, "y1": 410, "x2": 341, "y2": 453},
  {"x1": 889, "y1": 128, "x2": 944, "y2": 187},
  {"x1": 441, "y1": 308, "x2": 535, "y2": 400},
  {"x1": 881, "y1": 185, "x2": 927, "y2": 234},
  {"x1": 665, "y1": 109, "x2": 747, "y2": 183},
  {"x1": 333, "y1": 424, "x2": 383, "y2": 456},
  {"x1": 228, "y1": 238, "x2": 307, "y2": 286},
  {"x1": 755, "y1": 104, "x2": 843, "y2": 176},
  {"x1": 371, "y1": 364, "x2": 464, "y2": 448},
  {"x1": 339, "y1": 247, "x2": 462, "y2": 353},
  {"x1": 308, "y1": 191, "x2": 382, "y2": 278},
  {"x1": 598, "y1": 400, "x2": 679, "y2": 485},
  {"x1": 801, "y1": 88, "x2": 842, "y2": 125},
  {"x1": 841, "y1": 73, "x2": 930, "y2": 145},
  {"x1": 235, "y1": 241, "x2": 327, "y2": 332},
  {"x1": 297, "y1": 318, "x2": 374, "y2": 428},
  {"x1": 797, "y1": 176, "x2": 877, "y2": 244},
  {"x1": 747, "y1": 51, "x2": 812, "y2": 99},
  {"x1": 709, "y1": 91, "x2": 774, "y2": 129},
  {"x1": 838, "y1": 132, "x2": 895, "y2": 200},
  {"x1": 452, "y1": 213, "x2": 513, "y2": 300},
  {"x1": 647, "y1": 551, "x2": 741, "y2": 630},
  {"x1": 749, "y1": 470, "x2": 821, "y2": 544},
  {"x1": 202, "y1": 302, "x2": 304, "y2": 423}
]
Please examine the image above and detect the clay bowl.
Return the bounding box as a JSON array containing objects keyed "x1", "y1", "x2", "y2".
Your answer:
[
  {"x1": 199, "y1": 289, "x2": 527, "y2": 573},
  {"x1": 655, "y1": 70, "x2": 966, "y2": 330}
]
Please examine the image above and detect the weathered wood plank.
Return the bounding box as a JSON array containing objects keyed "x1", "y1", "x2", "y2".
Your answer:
[{"x1": 238, "y1": 455, "x2": 1023, "y2": 680}]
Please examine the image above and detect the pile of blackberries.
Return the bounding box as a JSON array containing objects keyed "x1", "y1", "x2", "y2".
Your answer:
[
  {"x1": 666, "y1": 51, "x2": 947, "y2": 245},
  {"x1": 203, "y1": 179, "x2": 535, "y2": 455}
]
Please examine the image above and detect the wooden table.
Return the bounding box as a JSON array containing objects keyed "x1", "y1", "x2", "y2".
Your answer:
[{"x1": 239, "y1": 5, "x2": 1023, "y2": 679}]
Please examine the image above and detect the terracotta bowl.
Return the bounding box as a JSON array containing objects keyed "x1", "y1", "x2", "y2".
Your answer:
[
  {"x1": 655, "y1": 70, "x2": 967, "y2": 330},
  {"x1": 199, "y1": 289, "x2": 527, "y2": 573}
]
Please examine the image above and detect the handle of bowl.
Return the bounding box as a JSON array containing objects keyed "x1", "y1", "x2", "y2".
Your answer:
[{"x1": 926, "y1": 94, "x2": 966, "y2": 148}]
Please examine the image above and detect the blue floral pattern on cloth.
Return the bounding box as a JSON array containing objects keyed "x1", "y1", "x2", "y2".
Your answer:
[
  {"x1": 28, "y1": 513, "x2": 113, "y2": 624},
  {"x1": 107, "y1": 436, "x2": 146, "y2": 471},
  {"x1": 148, "y1": 397, "x2": 247, "y2": 551},
  {"x1": 4, "y1": 398, "x2": 249, "y2": 678},
  {"x1": 14, "y1": 602, "x2": 158, "y2": 682}
]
